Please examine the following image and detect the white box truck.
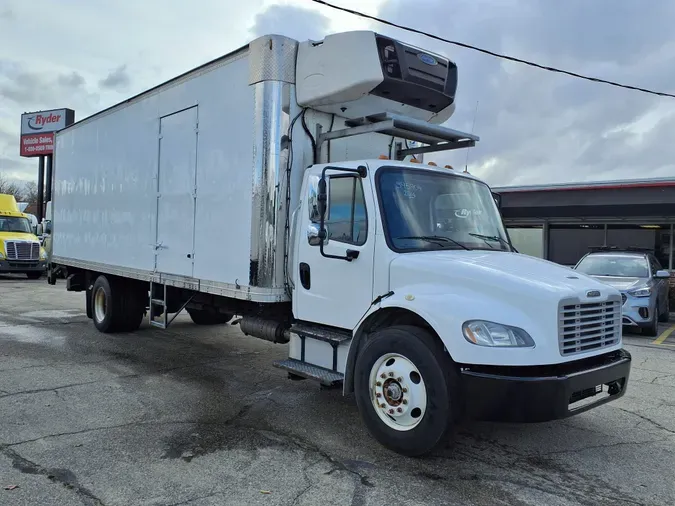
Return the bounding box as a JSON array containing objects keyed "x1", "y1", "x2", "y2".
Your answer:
[{"x1": 46, "y1": 31, "x2": 631, "y2": 456}]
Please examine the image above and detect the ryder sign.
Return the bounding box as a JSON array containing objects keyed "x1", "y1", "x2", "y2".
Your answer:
[{"x1": 20, "y1": 108, "x2": 75, "y2": 157}]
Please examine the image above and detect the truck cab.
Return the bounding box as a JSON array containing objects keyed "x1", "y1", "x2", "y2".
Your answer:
[
  {"x1": 286, "y1": 157, "x2": 631, "y2": 455},
  {"x1": 0, "y1": 194, "x2": 48, "y2": 279}
]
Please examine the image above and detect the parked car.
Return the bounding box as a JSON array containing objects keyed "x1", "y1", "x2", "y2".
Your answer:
[{"x1": 574, "y1": 248, "x2": 671, "y2": 336}]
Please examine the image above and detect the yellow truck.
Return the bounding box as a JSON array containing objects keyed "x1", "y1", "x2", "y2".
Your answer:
[{"x1": 0, "y1": 194, "x2": 48, "y2": 279}]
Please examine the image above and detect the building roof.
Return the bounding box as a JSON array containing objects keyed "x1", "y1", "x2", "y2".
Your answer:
[
  {"x1": 494, "y1": 177, "x2": 675, "y2": 220},
  {"x1": 493, "y1": 177, "x2": 675, "y2": 193}
]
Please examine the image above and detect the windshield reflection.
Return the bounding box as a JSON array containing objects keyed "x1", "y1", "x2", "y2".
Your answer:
[{"x1": 376, "y1": 167, "x2": 511, "y2": 252}]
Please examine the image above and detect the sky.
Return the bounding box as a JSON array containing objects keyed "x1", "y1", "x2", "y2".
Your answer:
[{"x1": 1, "y1": 0, "x2": 674, "y2": 188}]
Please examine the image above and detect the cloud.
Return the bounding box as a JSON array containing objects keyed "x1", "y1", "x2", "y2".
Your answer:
[
  {"x1": 373, "y1": 0, "x2": 675, "y2": 186},
  {"x1": 0, "y1": 7, "x2": 13, "y2": 21},
  {"x1": 249, "y1": 4, "x2": 332, "y2": 41},
  {"x1": 0, "y1": 62, "x2": 89, "y2": 107},
  {"x1": 99, "y1": 65, "x2": 131, "y2": 90}
]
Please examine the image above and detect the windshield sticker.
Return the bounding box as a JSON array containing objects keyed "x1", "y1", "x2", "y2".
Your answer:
[
  {"x1": 395, "y1": 181, "x2": 422, "y2": 199},
  {"x1": 454, "y1": 208, "x2": 483, "y2": 218}
]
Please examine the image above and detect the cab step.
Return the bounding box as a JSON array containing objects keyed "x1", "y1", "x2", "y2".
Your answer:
[
  {"x1": 273, "y1": 359, "x2": 344, "y2": 387},
  {"x1": 291, "y1": 321, "x2": 351, "y2": 344}
]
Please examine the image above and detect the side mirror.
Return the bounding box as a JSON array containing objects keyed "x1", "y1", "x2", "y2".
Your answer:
[
  {"x1": 655, "y1": 269, "x2": 670, "y2": 279},
  {"x1": 317, "y1": 178, "x2": 327, "y2": 218},
  {"x1": 307, "y1": 223, "x2": 329, "y2": 246},
  {"x1": 45, "y1": 222, "x2": 52, "y2": 234},
  {"x1": 36, "y1": 224, "x2": 44, "y2": 236},
  {"x1": 492, "y1": 192, "x2": 502, "y2": 208}
]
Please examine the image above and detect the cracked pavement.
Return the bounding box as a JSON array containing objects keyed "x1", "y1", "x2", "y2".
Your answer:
[{"x1": 1, "y1": 276, "x2": 674, "y2": 505}]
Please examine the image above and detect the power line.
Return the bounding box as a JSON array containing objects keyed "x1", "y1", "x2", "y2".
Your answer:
[{"x1": 310, "y1": 0, "x2": 675, "y2": 99}]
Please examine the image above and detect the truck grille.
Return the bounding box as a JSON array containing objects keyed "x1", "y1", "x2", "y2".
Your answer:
[
  {"x1": 4, "y1": 240, "x2": 40, "y2": 261},
  {"x1": 558, "y1": 297, "x2": 622, "y2": 356}
]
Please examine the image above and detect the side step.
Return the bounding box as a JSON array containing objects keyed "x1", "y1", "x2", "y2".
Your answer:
[{"x1": 273, "y1": 359, "x2": 344, "y2": 387}]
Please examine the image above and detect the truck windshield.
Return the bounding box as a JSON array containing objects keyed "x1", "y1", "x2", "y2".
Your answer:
[
  {"x1": 376, "y1": 167, "x2": 511, "y2": 252},
  {"x1": 575, "y1": 254, "x2": 650, "y2": 278},
  {"x1": 0, "y1": 216, "x2": 32, "y2": 234}
]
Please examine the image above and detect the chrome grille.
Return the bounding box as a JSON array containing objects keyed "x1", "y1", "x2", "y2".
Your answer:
[
  {"x1": 558, "y1": 297, "x2": 622, "y2": 356},
  {"x1": 4, "y1": 240, "x2": 40, "y2": 261}
]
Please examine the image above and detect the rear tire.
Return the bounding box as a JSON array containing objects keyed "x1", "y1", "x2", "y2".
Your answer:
[
  {"x1": 91, "y1": 275, "x2": 120, "y2": 333},
  {"x1": 353, "y1": 325, "x2": 459, "y2": 457},
  {"x1": 187, "y1": 308, "x2": 233, "y2": 325},
  {"x1": 91, "y1": 275, "x2": 145, "y2": 333}
]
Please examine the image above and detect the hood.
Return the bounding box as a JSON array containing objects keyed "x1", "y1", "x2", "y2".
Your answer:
[
  {"x1": 389, "y1": 250, "x2": 618, "y2": 303},
  {"x1": 584, "y1": 275, "x2": 645, "y2": 291}
]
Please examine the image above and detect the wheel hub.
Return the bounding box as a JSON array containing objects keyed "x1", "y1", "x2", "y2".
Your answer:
[
  {"x1": 383, "y1": 379, "x2": 403, "y2": 405},
  {"x1": 369, "y1": 352, "x2": 427, "y2": 431}
]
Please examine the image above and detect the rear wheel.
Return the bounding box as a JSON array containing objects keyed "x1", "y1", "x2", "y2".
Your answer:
[
  {"x1": 187, "y1": 308, "x2": 233, "y2": 325},
  {"x1": 92, "y1": 275, "x2": 120, "y2": 333},
  {"x1": 91, "y1": 275, "x2": 145, "y2": 333},
  {"x1": 353, "y1": 325, "x2": 459, "y2": 457}
]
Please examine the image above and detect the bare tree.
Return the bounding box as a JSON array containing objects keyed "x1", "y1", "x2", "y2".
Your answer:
[
  {"x1": 0, "y1": 172, "x2": 25, "y2": 200},
  {"x1": 22, "y1": 181, "x2": 39, "y2": 204}
]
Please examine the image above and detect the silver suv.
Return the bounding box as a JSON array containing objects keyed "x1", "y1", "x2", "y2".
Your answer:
[{"x1": 574, "y1": 248, "x2": 671, "y2": 337}]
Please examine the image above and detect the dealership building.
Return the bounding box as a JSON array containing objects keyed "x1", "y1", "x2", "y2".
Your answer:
[{"x1": 493, "y1": 177, "x2": 675, "y2": 271}]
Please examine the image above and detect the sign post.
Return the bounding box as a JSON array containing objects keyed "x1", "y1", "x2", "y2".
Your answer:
[{"x1": 19, "y1": 108, "x2": 74, "y2": 223}]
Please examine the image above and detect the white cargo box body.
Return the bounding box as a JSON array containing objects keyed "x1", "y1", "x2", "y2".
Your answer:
[{"x1": 52, "y1": 34, "x2": 408, "y2": 303}]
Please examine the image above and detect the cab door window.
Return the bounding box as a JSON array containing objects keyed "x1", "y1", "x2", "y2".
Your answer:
[{"x1": 326, "y1": 176, "x2": 368, "y2": 246}]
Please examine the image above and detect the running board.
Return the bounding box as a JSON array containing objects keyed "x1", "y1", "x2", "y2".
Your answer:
[{"x1": 273, "y1": 359, "x2": 344, "y2": 387}]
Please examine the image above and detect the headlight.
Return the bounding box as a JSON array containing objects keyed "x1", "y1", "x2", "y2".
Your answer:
[
  {"x1": 628, "y1": 287, "x2": 651, "y2": 297},
  {"x1": 40, "y1": 249, "x2": 48, "y2": 260},
  {"x1": 462, "y1": 320, "x2": 535, "y2": 348}
]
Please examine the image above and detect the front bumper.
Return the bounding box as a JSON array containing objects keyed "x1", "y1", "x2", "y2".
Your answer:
[
  {"x1": 0, "y1": 259, "x2": 47, "y2": 273},
  {"x1": 620, "y1": 293, "x2": 655, "y2": 327},
  {"x1": 461, "y1": 349, "x2": 631, "y2": 423}
]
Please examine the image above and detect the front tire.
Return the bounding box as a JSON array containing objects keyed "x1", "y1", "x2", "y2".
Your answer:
[
  {"x1": 353, "y1": 325, "x2": 459, "y2": 457},
  {"x1": 659, "y1": 297, "x2": 670, "y2": 323},
  {"x1": 643, "y1": 304, "x2": 659, "y2": 337}
]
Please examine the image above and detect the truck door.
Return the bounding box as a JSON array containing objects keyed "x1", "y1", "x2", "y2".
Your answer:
[
  {"x1": 155, "y1": 107, "x2": 198, "y2": 278},
  {"x1": 294, "y1": 163, "x2": 376, "y2": 330}
]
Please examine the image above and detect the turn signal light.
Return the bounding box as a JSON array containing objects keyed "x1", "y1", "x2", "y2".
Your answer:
[
  {"x1": 378, "y1": 154, "x2": 389, "y2": 159},
  {"x1": 410, "y1": 157, "x2": 421, "y2": 163}
]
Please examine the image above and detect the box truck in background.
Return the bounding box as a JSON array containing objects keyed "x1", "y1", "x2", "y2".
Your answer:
[{"x1": 46, "y1": 31, "x2": 631, "y2": 456}]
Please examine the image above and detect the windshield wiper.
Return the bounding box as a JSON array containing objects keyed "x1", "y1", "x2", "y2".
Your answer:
[
  {"x1": 396, "y1": 235, "x2": 471, "y2": 251},
  {"x1": 468, "y1": 233, "x2": 518, "y2": 252}
]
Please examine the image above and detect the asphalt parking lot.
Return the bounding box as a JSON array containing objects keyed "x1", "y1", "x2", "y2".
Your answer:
[{"x1": 1, "y1": 276, "x2": 674, "y2": 506}]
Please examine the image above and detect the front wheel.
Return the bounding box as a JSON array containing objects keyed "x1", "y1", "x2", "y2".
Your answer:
[
  {"x1": 353, "y1": 325, "x2": 459, "y2": 457},
  {"x1": 643, "y1": 304, "x2": 659, "y2": 337},
  {"x1": 659, "y1": 297, "x2": 670, "y2": 323}
]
